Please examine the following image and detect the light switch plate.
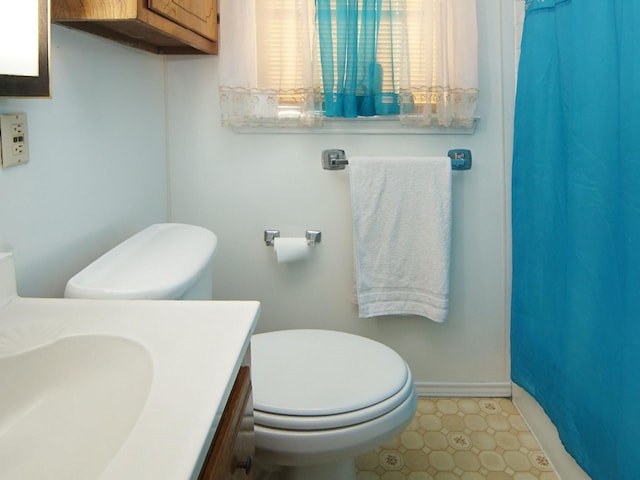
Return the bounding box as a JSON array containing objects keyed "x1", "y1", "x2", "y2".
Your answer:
[{"x1": 0, "y1": 112, "x2": 29, "y2": 168}]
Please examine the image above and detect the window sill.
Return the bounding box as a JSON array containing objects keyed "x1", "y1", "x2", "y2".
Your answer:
[{"x1": 231, "y1": 117, "x2": 478, "y2": 135}]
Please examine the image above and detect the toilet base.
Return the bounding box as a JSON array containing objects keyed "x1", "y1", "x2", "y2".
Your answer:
[
  {"x1": 255, "y1": 457, "x2": 356, "y2": 480},
  {"x1": 283, "y1": 458, "x2": 356, "y2": 480}
]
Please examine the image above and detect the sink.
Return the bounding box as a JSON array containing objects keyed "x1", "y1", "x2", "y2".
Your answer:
[
  {"x1": 0, "y1": 335, "x2": 153, "y2": 479},
  {"x1": 0, "y1": 252, "x2": 260, "y2": 479}
]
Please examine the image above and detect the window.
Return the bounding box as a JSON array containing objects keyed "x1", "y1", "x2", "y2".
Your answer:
[{"x1": 219, "y1": 0, "x2": 478, "y2": 128}]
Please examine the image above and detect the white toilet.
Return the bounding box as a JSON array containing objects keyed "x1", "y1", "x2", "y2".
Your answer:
[
  {"x1": 65, "y1": 223, "x2": 417, "y2": 480},
  {"x1": 251, "y1": 329, "x2": 417, "y2": 480}
]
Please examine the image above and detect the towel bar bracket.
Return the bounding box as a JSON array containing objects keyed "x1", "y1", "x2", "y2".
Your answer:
[
  {"x1": 447, "y1": 149, "x2": 472, "y2": 170},
  {"x1": 321, "y1": 149, "x2": 348, "y2": 170}
]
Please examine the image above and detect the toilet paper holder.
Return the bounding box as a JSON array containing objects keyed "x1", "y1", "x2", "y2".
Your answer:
[{"x1": 264, "y1": 230, "x2": 322, "y2": 247}]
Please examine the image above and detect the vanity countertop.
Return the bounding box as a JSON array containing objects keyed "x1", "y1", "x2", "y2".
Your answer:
[{"x1": 0, "y1": 269, "x2": 260, "y2": 480}]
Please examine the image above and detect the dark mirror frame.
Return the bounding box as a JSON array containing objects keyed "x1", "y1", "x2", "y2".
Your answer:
[{"x1": 0, "y1": 0, "x2": 51, "y2": 98}]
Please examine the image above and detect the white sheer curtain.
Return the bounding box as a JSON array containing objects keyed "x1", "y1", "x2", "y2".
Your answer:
[
  {"x1": 398, "y1": 0, "x2": 479, "y2": 127},
  {"x1": 218, "y1": 0, "x2": 478, "y2": 128},
  {"x1": 218, "y1": 0, "x2": 320, "y2": 127}
]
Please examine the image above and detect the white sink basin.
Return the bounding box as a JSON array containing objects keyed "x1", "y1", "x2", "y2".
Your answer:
[
  {"x1": 0, "y1": 252, "x2": 259, "y2": 479},
  {"x1": 0, "y1": 335, "x2": 153, "y2": 479}
]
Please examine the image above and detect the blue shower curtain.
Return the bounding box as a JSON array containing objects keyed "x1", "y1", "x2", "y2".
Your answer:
[{"x1": 512, "y1": 1, "x2": 640, "y2": 479}]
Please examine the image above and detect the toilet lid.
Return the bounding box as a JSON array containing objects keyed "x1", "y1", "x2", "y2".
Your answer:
[{"x1": 251, "y1": 330, "x2": 410, "y2": 419}]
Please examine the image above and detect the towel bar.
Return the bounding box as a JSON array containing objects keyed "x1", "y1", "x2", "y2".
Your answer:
[{"x1": 321, "y1": 149, "x2": 472, "y2": 171}]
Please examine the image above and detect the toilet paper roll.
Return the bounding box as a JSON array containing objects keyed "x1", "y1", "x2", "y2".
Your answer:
[{"x1": 273, "y1": 237, "x2": 310, "y2": 263}]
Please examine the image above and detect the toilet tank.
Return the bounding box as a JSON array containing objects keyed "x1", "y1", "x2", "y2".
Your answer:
[{"x1": 64, "y1": 223, "x2": 218, "y2": 300}]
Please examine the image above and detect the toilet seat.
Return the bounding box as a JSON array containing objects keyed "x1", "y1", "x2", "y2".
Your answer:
[
  {"x1": 251, "y1": 329, "x2": 413, "y2": 431},
  {"x1": 254, "y1": 389, "x2": 416, "y2": 466},
  {"x1": 254, "y1": 369, "x2": 413, "y2": 430}
]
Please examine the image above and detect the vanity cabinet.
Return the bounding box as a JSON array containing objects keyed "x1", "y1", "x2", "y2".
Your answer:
[
  {"x1": 199, "y1": 366, "x2": 255, "y2": 480},
  {"x1": 51, "y1": 0, "x2": 218, "y2": 54}
]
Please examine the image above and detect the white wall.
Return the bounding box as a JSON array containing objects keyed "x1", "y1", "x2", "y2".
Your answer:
[
  {"x1": 0, "y1": 1, "x2": 515, "y2": 390},
  {"x1": 0, "y1": 26, "x2": 169, "y2": 297},
  {"x1": 167, "y1": 0, "x2": 514, "y2": 390}
]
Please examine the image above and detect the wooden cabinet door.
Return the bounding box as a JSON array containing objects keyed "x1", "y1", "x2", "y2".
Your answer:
[
  {"x1": 199, "y1": 366, "x2": 254, "y2": 480},
  {"x1": 147, "y1": 0, "x2": 217, "y2": 41}
]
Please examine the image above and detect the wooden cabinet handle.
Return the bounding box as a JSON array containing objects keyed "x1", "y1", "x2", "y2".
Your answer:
[{"x1": 237, "y1": 455, "x2": 253, "y2": 475}]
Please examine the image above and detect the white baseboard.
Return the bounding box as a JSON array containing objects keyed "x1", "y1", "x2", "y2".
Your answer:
[{"x1": 415, "y1": 381, "x2": 512, "y2": 398}]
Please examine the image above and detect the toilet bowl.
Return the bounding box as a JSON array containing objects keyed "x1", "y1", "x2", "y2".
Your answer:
[
  {"x1": 251, "y1": 329, "x2": 417, "y2": 480},
  {"x1": 64, "y1": 225, "x2": 417, "y2": 480}
]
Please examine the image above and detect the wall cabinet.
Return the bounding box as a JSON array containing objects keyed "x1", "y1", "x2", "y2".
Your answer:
[
  {"x1": 52, "y1": 0, "x2": 218, "y2": 55},
  {"x1": 199, "y1": 366, "x2": 255, "y2": 480}
]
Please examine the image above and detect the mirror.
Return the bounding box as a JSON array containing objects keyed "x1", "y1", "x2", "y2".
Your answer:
[{"x1": 0, "y1": 0, "x2": 50, "y2": 97}]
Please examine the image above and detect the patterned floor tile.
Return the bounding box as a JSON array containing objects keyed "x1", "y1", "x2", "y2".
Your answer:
[{"x1": 356, "y1": 398, "x2": 558, "y2": 480}]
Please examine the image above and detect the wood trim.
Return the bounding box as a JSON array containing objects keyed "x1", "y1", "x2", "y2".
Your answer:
[{"x1": 199, "y1": 366, "x2": 254, "y2": 480}]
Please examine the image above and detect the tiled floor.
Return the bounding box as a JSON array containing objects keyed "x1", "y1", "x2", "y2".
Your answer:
[{"x1": 355, "y1": 398, "x2": 559, "y2": 480}]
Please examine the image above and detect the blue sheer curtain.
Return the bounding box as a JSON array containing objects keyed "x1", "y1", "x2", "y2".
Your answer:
[
  {"x1": 316, "y1": 0, "x2": 399, "y2": 117},
  {"x1": 512, "y1": 1, "x2": 640, "y2": 479}
]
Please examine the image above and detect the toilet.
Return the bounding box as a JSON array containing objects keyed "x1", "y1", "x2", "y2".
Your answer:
[
  {"x1": 251, "y1": 329, "x2": 417, "y2": 480},
  {"x1": 65, "y1": 223, "x2": 417, "y2": 480}
]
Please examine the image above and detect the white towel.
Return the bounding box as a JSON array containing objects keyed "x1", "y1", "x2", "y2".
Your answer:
[{"x1": 349, "y1": 156, "x2": 452, "y2": 322}]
